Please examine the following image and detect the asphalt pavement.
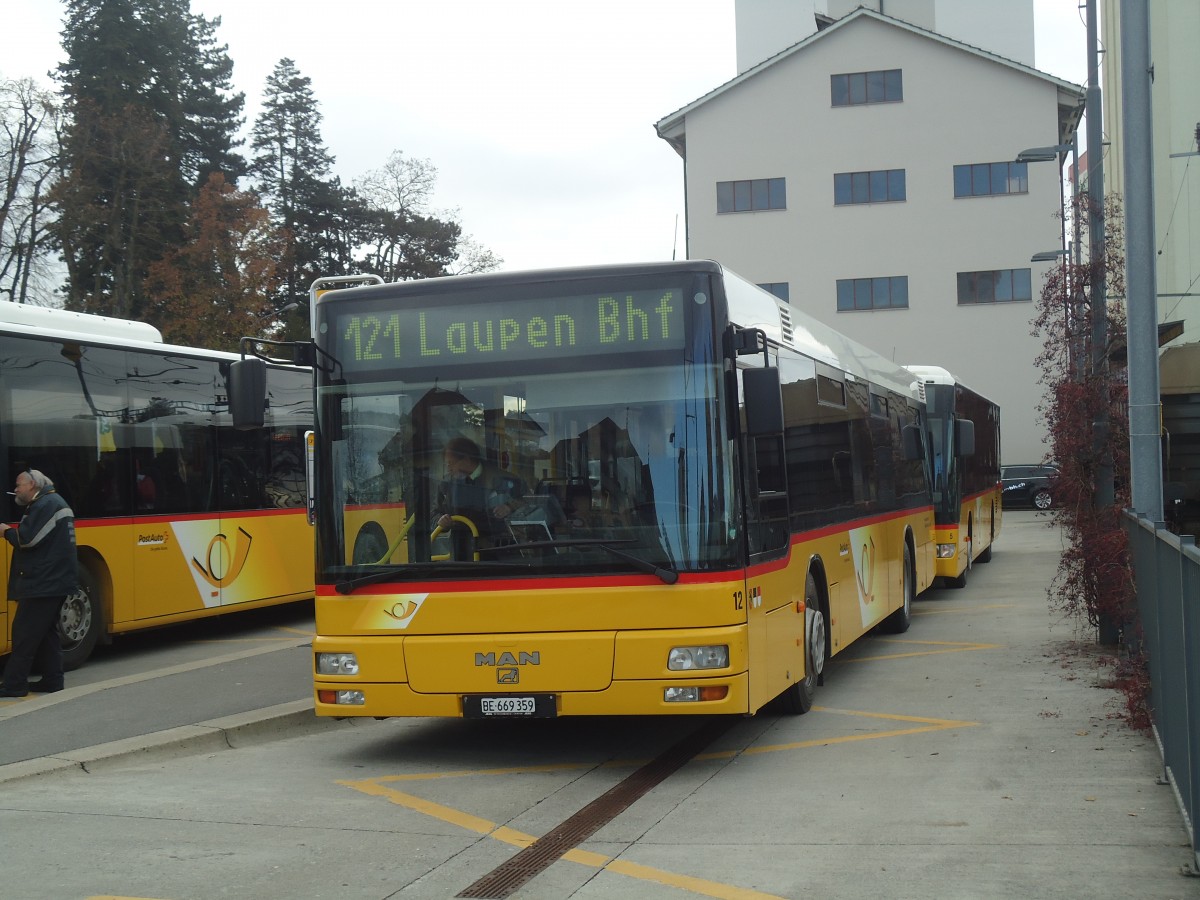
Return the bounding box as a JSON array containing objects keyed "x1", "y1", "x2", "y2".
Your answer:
[
  {"x1": 0, "y1": 511, "x2": 1197, "y2": 899},
  {"x1": 0, "y1": 606, "x2": 319, "y2": 777}
]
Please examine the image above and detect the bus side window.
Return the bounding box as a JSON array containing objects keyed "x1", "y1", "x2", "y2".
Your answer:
[{"x1": 747, "y1": 435, "x2": 789, "y2": 558}]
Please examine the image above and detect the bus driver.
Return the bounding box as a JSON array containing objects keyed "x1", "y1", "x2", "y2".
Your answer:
[{"x1": 434, "y1": 436, "x2": 525, "y2": 545}]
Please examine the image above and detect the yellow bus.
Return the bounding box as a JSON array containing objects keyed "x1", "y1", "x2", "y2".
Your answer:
[
  {"x1": 234, "y1": 261, "x2": 939, "y2": 718},
  {"x1": 905, "y1": 366, "x2": 1002, "y2": 588},
  {"x1": 0, "y1": 303, "x2": 313, "y2": 669}
]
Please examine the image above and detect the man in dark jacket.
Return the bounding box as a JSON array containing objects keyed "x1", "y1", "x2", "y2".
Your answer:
[
  {"x1": 1, "y1": 469, "x2": 78, "y2": 697},
  {"x1": 434, "y1": 436, "x2": 526, "y2": 553}
]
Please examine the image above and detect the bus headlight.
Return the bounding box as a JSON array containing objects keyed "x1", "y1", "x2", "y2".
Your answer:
[
  {"x1": 316, "y1": 652, "x2": 360, "y2": 675},
  {"x1": 667, "y1": 645, "x2": 729, "y2": 670},
  {"x1": 937, "y1": 543, "x2": 957, "y2": 559}
]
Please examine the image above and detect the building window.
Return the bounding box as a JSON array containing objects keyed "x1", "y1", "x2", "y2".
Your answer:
[
  {"x1": 831, "y1": 69, "x2": 903, "y2": 106},
  {"x1": 957, "y1": 269, "x2": 1033, "y2": 304},
  {"x1": 836, "y1": 276, "x2": 909, "y2": 311},
  {"x1": 834, "y1": 169, "x2": 905, "y2": 205},
  {"x1": 953, "y1": 162, "x2": 1028, "y2": 197},
  {"x1": 717, "y1": 178, "x2": 786, "y2": 213},
  {"x1": 757, "y1": 283, "x2": 790, "y2": 301}
]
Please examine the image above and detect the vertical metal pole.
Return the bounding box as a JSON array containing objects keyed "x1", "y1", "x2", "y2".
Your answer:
[
  {"x1": 1086, "y1": 0, "x2": 1113, "y2": 512},
  {"x1": 1181, "y1": 534, "x2": 1200, "y2": 875},
  {"x1": 1059, "y1": 149, "x2": 1070, "y2": 372},
  {"x1": 1120, "y1": 0, "x2": 1164, "y2": 523},
  {"x1": 1071, "y1": 138, "x2": 1084, "y2": 380}
]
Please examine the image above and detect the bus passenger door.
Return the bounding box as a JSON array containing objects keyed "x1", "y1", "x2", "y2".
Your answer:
[
  {"x1": 211, "y1": 426, "x2": 310, "y2": 608},
  {"x1": 139, "y1": 423, "x2": 225, "y2": 618},
  {"x1": 740, "y1": 364, "x2": 798, "y2": 712}
]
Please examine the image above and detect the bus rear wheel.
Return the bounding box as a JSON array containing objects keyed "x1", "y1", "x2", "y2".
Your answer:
[
  {"x1": 777, "y1": 572, "x2": 824, "y2": 715},
  {"x1": 879, "y1": 541, "x2": 914, "y2": 634},
  {"x1": 946, "y1": 522, "x2": 972, "y2": 589},
  {"x1": 59, "y1": 564, "x2": 102, "y2": 671},
  {"x1": 978, "y1": 518, "x2": 994, "y2": 563}
]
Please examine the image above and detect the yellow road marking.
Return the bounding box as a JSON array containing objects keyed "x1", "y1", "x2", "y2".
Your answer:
[
  {"x1": 274, "y1": 625, "x2": 316, "y2": 636},
  {"x1": 187, "y1": 636, "x2": 312, "y2": 644},
  {"x1": 701, "y1": 706, "x2": 977, "y2": 757},
  {"x1": 341, "y1": 703, "x2": 977, "y2": 898},
  {"x1": 339, "y1": 779, "x2": 786, "y2": 899},
  {"x1": 914, "y1": 603, "x2": 1015, "y2": 615},
  {"x1": 340, "y1": 780, "x2": 504, "y2": 836},
  {"x1": 841, "y1": 638, "x2": 1001, "y2": 662},
  {"x1": 370, "y1": 759, "x2": 637, "y2": 783}
]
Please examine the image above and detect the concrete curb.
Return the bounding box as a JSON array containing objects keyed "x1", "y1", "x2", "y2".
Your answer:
[{"x1": 0, "y1": 699, "x2": 366, "y2": 785}]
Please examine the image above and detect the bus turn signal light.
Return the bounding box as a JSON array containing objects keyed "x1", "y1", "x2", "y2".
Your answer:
[
  {"x1": 318, "y1": 689, "x2": 365, "y2": 705},
  {"x1": 663, "y1": 685, "x2": 729, "y2": 703}
]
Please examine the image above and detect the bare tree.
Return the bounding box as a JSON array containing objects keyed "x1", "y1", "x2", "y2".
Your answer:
[
  {"x1": 0, "y1": 77, "x2": 62, "y2": 305},
  {"x1": 447, "y1": 233, "x2": 502, "y2": 275},
  {"x1": 355, "y1": 150, "x2": 437, "y2": 217},
  {"x1": 353, "y1": 150, "x2": 501, "y2": 280}
]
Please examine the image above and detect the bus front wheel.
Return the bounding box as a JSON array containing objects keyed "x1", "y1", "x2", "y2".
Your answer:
[
  {"x1": 777, "y1": 572, "x2": 824, "y2": 715},
  {"x1": 59, "y1": 564, "x2": 102, "y2": 671}
]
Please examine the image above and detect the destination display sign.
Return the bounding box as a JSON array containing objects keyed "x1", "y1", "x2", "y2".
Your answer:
[{"x1": 330, "y1": 287, "x2": 687, "y2": 373}]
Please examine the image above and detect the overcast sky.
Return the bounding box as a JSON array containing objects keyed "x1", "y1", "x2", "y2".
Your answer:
[{"x1": 6, "y1": 1, "x2": 1091, "y2": 273}]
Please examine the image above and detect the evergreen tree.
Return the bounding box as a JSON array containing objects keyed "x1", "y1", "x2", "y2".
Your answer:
[
  {"x1": 52, "y1": 0, "x2": 244, "y2": 319},
  {"x1": 249, "y1": 58, "x2": 345, "y2": 317},
  {"x1": 172, "y1": 7, "x2": 247, "y2": 186}
]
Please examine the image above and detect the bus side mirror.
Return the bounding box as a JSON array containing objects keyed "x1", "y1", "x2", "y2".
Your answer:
[
  {"x1": 743, "y1": 367, "x2": 784, "y2": 436},
  {"x1": 229, "y1": 358, "x2": 267, "y2": 429},
  {"x1": 902, "y1": 424, "x2": 925, "y2": 460},
  {"x1": 956, "y1": 418, "x2": 976, "y2": 457}
]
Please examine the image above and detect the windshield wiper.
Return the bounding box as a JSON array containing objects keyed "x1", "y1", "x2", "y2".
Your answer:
[{"x1": 548, "y1": 538, "x2": 679, "y2": 584}]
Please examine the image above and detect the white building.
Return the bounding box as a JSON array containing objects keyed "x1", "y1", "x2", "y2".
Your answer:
[
  {"x1": 657, "y1": 6, "x2": 1082, "y2": 464},
  {"x1": 736, "y1": 0, "x2": 1036, "y2": 75},
  {"x1": 1100, "y1": 0, "x2": 1200, "y2": 347}
]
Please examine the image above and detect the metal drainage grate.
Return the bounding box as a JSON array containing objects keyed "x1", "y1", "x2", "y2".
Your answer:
[{"x1": 456, "y1": 717, "x2": 735, "y2": 899}]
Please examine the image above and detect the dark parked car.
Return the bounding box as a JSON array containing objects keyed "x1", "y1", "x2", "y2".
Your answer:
[{"x1": 1001, "y1": 464, "x2": 1059, "y2": 510}]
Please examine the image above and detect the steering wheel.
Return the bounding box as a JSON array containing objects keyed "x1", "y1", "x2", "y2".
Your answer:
[{"x1": 431, "y1": 514, "x2": 480, "y2": 561}]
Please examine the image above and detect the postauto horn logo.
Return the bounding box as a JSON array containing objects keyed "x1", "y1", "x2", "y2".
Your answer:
[{"x1": 191, "y1": 526, "x2": 253, "y2": 588}]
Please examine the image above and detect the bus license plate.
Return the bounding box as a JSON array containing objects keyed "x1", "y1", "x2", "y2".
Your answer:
[{"x1": 463, "y1": 694, "x2": 556, "y2": 718}]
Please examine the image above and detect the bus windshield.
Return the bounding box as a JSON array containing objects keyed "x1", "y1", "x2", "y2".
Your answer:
[{"x1": 316, "y1": 275, "x2": 737, "y2": 581}]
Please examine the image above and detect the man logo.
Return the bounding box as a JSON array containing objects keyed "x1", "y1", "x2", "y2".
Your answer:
[
  {"x1": 474, "y1": 651, "x2": 541, "y2": 667},
  {"x1": 497, "y1": 668, "x2": 519, "y2": 684}
]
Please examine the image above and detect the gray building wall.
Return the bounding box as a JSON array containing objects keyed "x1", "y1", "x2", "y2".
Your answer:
[{"x1": 661, "y1": 10, "x2": 1080, "y2": 464}]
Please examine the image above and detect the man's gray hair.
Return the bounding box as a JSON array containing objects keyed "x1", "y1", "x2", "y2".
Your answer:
[{"x1": 25, "y1": 469, "x2": 54, "y2": 492}]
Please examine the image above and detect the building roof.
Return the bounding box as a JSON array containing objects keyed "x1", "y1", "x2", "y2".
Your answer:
[{"x1": 655, "y1": 6, "x2": 1084, "y2": 157}]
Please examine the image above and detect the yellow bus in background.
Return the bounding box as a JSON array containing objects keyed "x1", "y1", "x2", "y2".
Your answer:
[
  {"x1": 0, "y1": 303, "x2": 313, "y2": 669},
  {"x1": 234, "y1": 261, "x2": 946, "y2": 719},
  {"x1": 905, "y1": 366, "x2": 1002, "y2": 588}
]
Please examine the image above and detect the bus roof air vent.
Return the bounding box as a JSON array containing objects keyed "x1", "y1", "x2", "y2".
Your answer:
[{"x1": 775, "y1": 302, "x2": 795, "y2": 346}]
